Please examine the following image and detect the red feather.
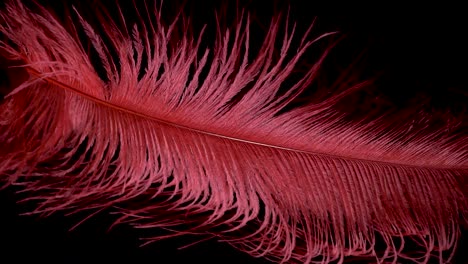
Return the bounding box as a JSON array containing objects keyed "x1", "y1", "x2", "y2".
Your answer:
[{"x1": 0, "y1": 1, "x2": 467, "y2": 263}]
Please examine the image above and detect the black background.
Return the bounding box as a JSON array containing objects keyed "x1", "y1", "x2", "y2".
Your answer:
[{"x1": 1, "y1": 1, "x2": 467, "y2": 263}]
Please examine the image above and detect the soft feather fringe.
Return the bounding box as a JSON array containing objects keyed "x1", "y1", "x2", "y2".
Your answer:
[{"x1": 0, "y1": 1, "x2": 467, "y2": 263}]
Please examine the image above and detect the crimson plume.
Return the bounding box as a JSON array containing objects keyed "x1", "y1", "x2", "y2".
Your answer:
[{"x1": 0, "y1": 1, "x2": 467, "y2": 263}]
